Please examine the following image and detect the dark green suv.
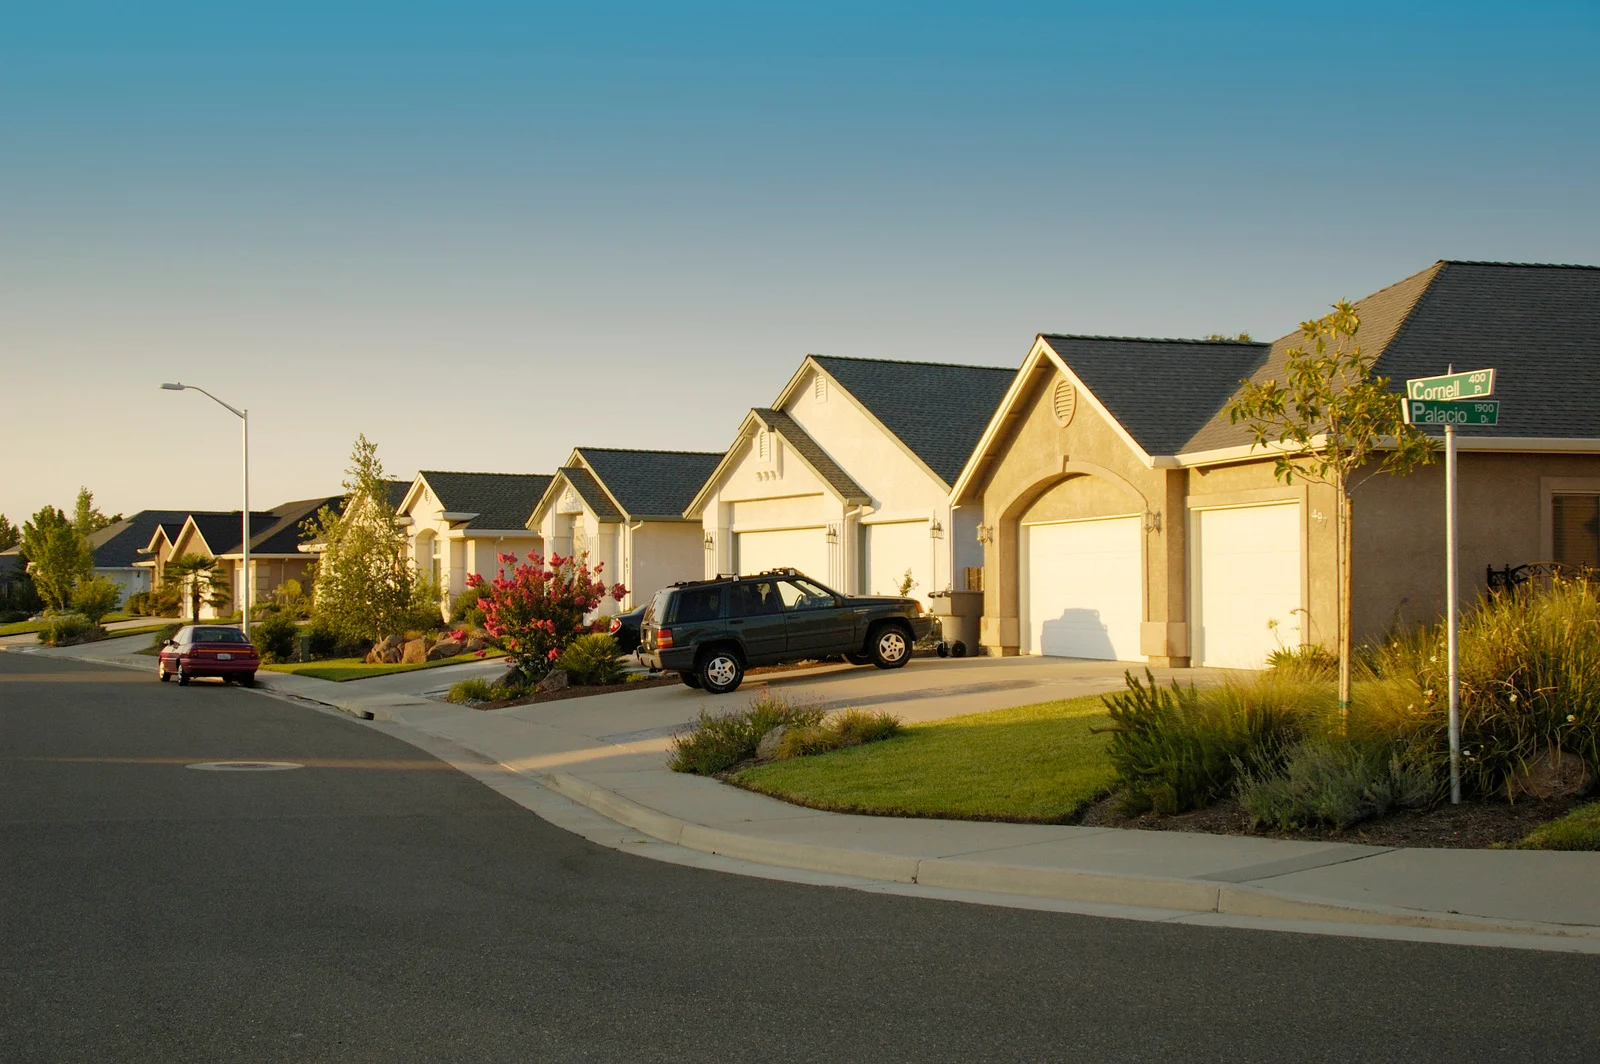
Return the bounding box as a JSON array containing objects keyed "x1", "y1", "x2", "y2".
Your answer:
[{"x1": 638, "y1": 569, "x2": 935, "y2": 694}]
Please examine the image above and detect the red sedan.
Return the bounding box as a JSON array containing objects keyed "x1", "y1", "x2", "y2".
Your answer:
[{"x1": 157, "y1": 625, "x2": 259, "y2": 686}]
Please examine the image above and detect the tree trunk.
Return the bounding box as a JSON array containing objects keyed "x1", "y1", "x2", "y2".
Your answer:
[{"x1": 1338, "y1": 488, "x2": 1353, "y2": 717}]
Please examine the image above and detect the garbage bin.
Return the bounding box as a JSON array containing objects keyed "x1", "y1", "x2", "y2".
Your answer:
[{"x1": 928, "y1": 590, "x2": 981, "y2": 657}]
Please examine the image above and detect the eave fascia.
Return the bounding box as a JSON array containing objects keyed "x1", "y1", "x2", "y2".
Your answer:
[
  {"x1": 782, "y1": 356, "x2": 951, "y2": 492},
  {"x1": 682, "y1": 410, "x2": 764, "y2": 517},
  {"x1": 569, "y1": 449, "x2": 633, "y2": 522}
]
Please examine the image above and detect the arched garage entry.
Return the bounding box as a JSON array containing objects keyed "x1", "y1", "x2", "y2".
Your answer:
[{"x1": 1006, "y1": 465, "x2": 1148, "y2": 661}]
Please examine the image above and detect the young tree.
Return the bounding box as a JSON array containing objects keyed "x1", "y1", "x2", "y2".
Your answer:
[
  {"x1": 71, "y1": 488, "x2": 121, "y2": 537},
  {"x1": 468, "y1": 552, "x2": 626, "y2": 680},
  {"x1": 70, "y1": 575, "x2": 123, "y2": 623},
  {"x1": 303, "y1": 435, "x2": 415, "y2": 645},
  {"x1": 20, "y1": 507, "x2": 93, "y2": 611},
  {"x1": 165, "y1": 553, "x2": 224, "y2": 620},
  {"x1": 1227, "y1": 302, "x2": 1435, "y2": 711},
  {"x1": 0, "y1": 514, "x2": 19, "y2": 552}
]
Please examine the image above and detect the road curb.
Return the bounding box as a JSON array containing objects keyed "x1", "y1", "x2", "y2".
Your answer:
[{"x1": 538, "y1": 770, "x2": 1600, "y2": 942}]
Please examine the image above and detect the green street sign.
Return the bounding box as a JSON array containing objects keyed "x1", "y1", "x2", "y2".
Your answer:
[
  {"x1": 1401, "y1": 398, "x2": 1500, "y2": 426},
  {"x1": 1406, "y1": 368, "x2": 1495, "y2": 401}
]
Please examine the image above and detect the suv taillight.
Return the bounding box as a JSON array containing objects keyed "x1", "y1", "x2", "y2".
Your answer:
[
  {"x1": 609, "y1": 618, "x2": 621, "y2": 633},
  {"x1": 656, "y1": 628, "x2": 674, "y2": 649}
]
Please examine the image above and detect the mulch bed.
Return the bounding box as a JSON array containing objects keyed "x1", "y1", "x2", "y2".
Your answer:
[
  {"x1": 1077, "y1": 792, "x2": 1590, "y2": 849},
  {"x1": 471, "y1": 674, "x2": 683, "y2": 710}
]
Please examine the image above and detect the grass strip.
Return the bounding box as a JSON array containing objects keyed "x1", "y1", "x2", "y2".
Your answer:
[
  {"x1": 262, "y1": 651, "x2": 504, "y2": 682},
  {"x1": 1515, "y1": 801, "x2": 1600, "y2": 850},
  {"x1": 734, "y1": 693, "x2": 1115, "y2": 823}
]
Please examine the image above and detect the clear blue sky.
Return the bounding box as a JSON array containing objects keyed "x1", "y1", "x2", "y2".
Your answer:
[{"x1": 4, "y1": 2, "x2": 1597, "y2": 521}]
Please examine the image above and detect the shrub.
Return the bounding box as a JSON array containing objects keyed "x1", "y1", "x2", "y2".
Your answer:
[
  {"x1": 151, "y1": 621, "x2": 186, "y2": 649},
  {"x1": 772, "y1": 711, "x2": 903, "y2": 759},
  {"x1": 124, "y1": 591, "x2": 152, "y2": 616},
  {"x1": 0, "y1": 609, "x2": 27, "y2": 624},
  {"x1": 468, "y1": 551, "x2": 626, "y2": 680},
  {"x1": 1266, "y1": 643, "x2": 1338, "y2": 678},
  {"x1": 447, "y1": 678, "x2": 499, "y2": 704},
  {"x1": 450, "y1": 584, "x2": 489, "y2": 628},
  {"x1": 251, "y1": 612, "x2": 299, "y2": 664},
  {"x1": 146, "y1": 582, "x2": 183, "y2": 617},
  {"x1": 1099, "y1": 669, "x2": 1314, "y2": 815},
  {"x1": 1235, "y1": 739, "x2": 1436, "y2": 831},
  {"x1": 669, "y1": 694, "x2": 827, "y2": 775},
  {"x1": 41, "y1": 612, "x2": 103, "y2": 646},
  {"x1": 303, "y1": 618, "x2": 350, "y2": 660},
  {"x1": 70, "y1": 575, "x2": 122, "y2": 623},
  {"x1": 269, "y1": 578, "x2": 312, "y2": 620},
  {"x1": 1365, "y1": 578, "x2": 1600, "y2": 796},
  {"x1": 557, "y1": 633, "x2": 625, "y2": 686}
]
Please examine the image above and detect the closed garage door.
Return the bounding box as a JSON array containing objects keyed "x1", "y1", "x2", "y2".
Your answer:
[
  {"x1": 1021, "y1": 516, "x2": 1142, "y2": 660},
  {"x1": 735, "y1": 527, "x2": 829, "y2": 582},
  {"x1": 1192, "y1": 503, "x2": 1302, "y2": 669},
  {"x1": 862, "y1": 520, "x2": 930, "y2": 601}
]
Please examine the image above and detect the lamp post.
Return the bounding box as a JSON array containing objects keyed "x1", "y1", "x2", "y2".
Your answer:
[{"x1": 161, "y1": 383, "x2": 251, "y2": 636}]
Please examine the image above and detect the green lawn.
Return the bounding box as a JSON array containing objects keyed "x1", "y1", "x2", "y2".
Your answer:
[
  {"x1": 735, "y1": 694, "x2": 1116, "y2": 823},
  {"x1": 262, "y1": 651, "x2": 504, "y2": 682},
  {"x1": 0, "y1": 619, "x2": 50, "y2": 637},
  {"x1": 1516, "y1": 801, "x2": 1600, "y2": 850}
]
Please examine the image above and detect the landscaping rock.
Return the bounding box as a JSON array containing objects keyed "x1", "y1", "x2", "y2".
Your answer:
[
  {"x1": 369, "y1": 635, "x2": 406, "y2": 665},
  {"x1": 464, "y1": 635, "x2": 487, "y2": 654},
  {"x1": 536, "y1": 668, "x2": 569, "y2": 694},
  {"x1": 400, "y1": 638, "x2": 429, "y2": 665},
  {"x1": 755, "y1": 725, "x2": 789, "y2": 762},
  {"x1": 427, "y1": 638, "x2": 464, "y2": 661},
  {"x1": 1507, "y1": 747, "x2": 1594, "y2": 800}
]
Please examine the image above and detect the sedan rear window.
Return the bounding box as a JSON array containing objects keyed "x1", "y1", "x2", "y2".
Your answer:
[{"x1": 192, "y1": 627, "x2": 249, "y2": 643}]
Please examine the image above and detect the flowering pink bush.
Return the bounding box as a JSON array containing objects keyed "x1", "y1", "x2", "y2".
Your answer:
[{"x1": 466, "y1": 551, "x2": 626, "y2": 679}]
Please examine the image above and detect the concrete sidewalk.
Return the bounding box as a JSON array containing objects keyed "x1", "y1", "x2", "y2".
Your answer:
[{"x1": 16, "y1": 639, "x2": 1600, "y2": 948}]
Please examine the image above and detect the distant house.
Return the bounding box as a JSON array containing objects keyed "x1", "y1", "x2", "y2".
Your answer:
[
  {"x1": 396, "y1": 471, "x2": 552, "y2": 612},
  {"x1": 685, "y1": 355, "x2": 1015, "y2": 602},
  {"x1": 158, "y1": 497, "x2": 344, "y2": 618},
  {"x1": 527, "y1": 448, "x2": 723, "y2": 611},
  {"x1": 88, "y1": 510, "x2": 220, "y2": 602}
]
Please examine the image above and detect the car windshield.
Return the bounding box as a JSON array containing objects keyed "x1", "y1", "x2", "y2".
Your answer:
[
  {"x1": 778, "y1": 579, "x2": 834, "y2": 611},
  {"x1": 192, "y1": 627, "x2": 249, "y2": 643}
]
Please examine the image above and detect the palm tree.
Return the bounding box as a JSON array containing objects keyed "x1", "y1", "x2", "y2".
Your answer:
[{"x1": 164, "y1": 553, "x2": 223, "y2": 621}]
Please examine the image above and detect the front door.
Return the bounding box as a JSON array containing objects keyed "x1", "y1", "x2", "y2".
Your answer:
[{"x1": 726, "y1": 579, "x2": 788, "y2": 662}]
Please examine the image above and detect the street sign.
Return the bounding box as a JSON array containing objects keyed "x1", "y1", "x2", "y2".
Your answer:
[
  {"x1": 1406, "y1": 368, "x2": 1495, "y2": 402},
  {"x1": 1401, "y1": 398, "x2": 1500, "y2": 426}
]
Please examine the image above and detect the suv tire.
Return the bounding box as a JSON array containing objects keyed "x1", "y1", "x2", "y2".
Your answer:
[
  {"x1": 680, "y1": 671, "x2": 703, "y2": 689},
  {"x1": 869, "y1": 624, "x2": 911, "y2": 669},
  {"x1": 696, "y1": 647, "x2": 745, "y2": 694},
  {"x1": 845, "y1": 651, "x2": 872, "y2": 666}
]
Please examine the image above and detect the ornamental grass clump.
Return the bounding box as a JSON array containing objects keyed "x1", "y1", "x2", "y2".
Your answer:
[
  {"x1": 1364, "y1": 577, "x2": 1600, "y2": 797},
  {"x1": 773, "y1": 709, "x2": 904, "y2": 760},
  {"x1": 1235, "y1": 738, "x2": 1435, "y2": 831},
  {"x1": 1099, "y1": 669, "x2": 1318, "y2": 815},
  {"x1": 556, "y1": 633, "x2": 625, "y2": 686},
  {"x1": 669, "y1": 693, "x2": 826, "y2": 775}
]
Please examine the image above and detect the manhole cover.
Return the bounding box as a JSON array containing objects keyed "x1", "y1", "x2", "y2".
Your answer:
[{"x1": 186, "y1": 761, "x2": 304, "y2": 772}]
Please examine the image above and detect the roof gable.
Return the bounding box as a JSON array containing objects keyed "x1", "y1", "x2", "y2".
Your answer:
[
  {"x1": 416, "y1": 471, "x2": 553, "y2": 530},
  {"x1": 804, "y1": 355, "x2": 1016, "y2": 486},
  {"x1": 576, "y1": 448, "x2": 723, "y2": 520},
  {"x1": 89, "y1": 510, "x2": 217, "y2": 569},
  {"x1": 754, "y1": 409, "x2": 870, "y2": 504}
]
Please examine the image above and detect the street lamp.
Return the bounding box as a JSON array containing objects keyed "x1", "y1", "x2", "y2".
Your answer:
[{"x1": 161, "y1": 382, "x2": 251, "y2": 635}]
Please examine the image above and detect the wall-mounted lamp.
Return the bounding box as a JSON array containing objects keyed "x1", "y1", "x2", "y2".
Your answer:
[
  {"x1": 929, "y1": 518, "x2": 944, "y2": 540},
  {"x1": 976, "y1": 524, "x2": 993, "y2": 545},
  {"x1": 703, "y1": 531, "x2": 715, "y2": 550},
  {"x1": 825, "y1": 524, "x2": 839, "y2": 543},
  {"x1": 1143, "y1": 509, "x2": 1163, "y2": 534}
]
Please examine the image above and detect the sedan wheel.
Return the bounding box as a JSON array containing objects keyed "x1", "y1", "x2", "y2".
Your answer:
[
  {"x1": 158, "y1": 662, "x2": 170, "y2": 682},
  {"x1": 871, "y1": 627, "x2": 910, "y2": 669},
  {"x1": 697, "y1": 651, "x2": 744, "y2": 694},
  {"x1": 176, "y1": 663, "x2": 190, "y2": 686}
]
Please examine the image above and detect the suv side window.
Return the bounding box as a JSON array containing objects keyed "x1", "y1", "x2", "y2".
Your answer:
[
  {"x1": 671, "y1": 586, "x2": 724, "y2": 623},
  {"x1": 729, "y1": 580, "x2": 784, "y2": 617},
  {"x1": 778, "y1": 579, "x2": 835, "y2": 612}
]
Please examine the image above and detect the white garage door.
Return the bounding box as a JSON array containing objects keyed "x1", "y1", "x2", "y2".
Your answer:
[
  {"x1": 735, "y1": 527, "x2": 829, "y2": 582},
  {"x1": 1021, "y1": 516, "x2": 1142, "y2": 660},
  {"x1": 1192, "y1": 503, "x2": 1302, "y2": 669},
  {"x1": 862, "y1": 520, "x2": 930, "y2": 601}
]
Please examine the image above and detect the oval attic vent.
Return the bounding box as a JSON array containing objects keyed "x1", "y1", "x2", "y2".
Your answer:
[{"x1": 1053, "y1": 380, "x2": 1077, "y2": 426}]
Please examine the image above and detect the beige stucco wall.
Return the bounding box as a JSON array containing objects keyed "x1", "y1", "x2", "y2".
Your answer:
[
  {"x1": 626, "y1": 521, "x2": 705, "y2": 610},
  {"x1": 403, "y1": 478, "x2": 542, "y2": 617}
]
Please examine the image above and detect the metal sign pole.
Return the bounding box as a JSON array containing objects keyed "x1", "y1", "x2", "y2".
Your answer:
[{"x1": 1446, "y1": 420, "x2": 1461, "y2": 804}]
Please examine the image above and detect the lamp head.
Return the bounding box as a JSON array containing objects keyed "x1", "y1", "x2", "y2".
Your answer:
[{"x1": 160, "y1": 382, "x2": 186, "y2": 391}]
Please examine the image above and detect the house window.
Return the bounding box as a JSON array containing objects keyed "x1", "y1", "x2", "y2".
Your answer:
[
  {"x1": 1552, "y1": 494, "x2": 1600, "y2": 567},
  {"x1": 430, "y1": 535, "x2": 442, "y2": 589}
]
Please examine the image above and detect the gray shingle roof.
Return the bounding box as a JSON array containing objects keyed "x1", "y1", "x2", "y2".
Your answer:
[
  {"x1": 244, "y1": 496, "x2": 345, "y2": 555},
  {"x1": 1039, "y1": 336, "x2": 1270, "y2": 456},
  {"x1": 1181, "y1": 261, "x2": 1600, "y2": 453},
  {"x1": 809, "y1": 355, "x2": 1016, "y2": 486},
  {"x1": 576, "y1": 448, "x2": 724, "y2": 520},
  {"x1": 754, "y1": 409, "x2": 870, "y2": 503},
  {"x1": 183, "y1": 511, "x2": 275, "y2": 557},
  {"x1": 88, "y1": 510, "x2": 221, "y2": 568},
  {"x1": 555, "y1": 466, "x2": 623, "y2": 521},
  {"x1": 418, "y1": 471, "x2": 553, "y2": 530}
]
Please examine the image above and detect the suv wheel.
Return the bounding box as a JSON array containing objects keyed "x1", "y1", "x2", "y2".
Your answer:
[
  {"x1": 845, "y1": 651, "x2": 872, "y2": 666},
  {"x1": 697, "y1": 648, "x2": 745, "y2": 694},
  {"x1": 680, "y1": 671, "x2": 702, "y2": 689},
  {"x1": 870, "y1": 625, "x2": 911, "y2": 669}
]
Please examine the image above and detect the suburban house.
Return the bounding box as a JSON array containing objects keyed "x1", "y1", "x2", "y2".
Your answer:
[
  {"x1": 952, "y1": 260, "x2": 1600, "y2": 668},
  {"x1": 155, "y1": 497, "x2": 343, "y2": 618},
  {"x1": 133, "y1": 511, "x2": 230, "y2": 591},
  {"x1": 686, "y1": 354, "x2": 1015, "y2": 603},
  {"x1": 88, "y1": 510, "x2": 221, "y2": 601},
  {"x1": 396, "y1": 471, "x2": 551, "y2": 609},
  {"x1": 528, "y1": 448, "x2": 723, "y2": 611}
]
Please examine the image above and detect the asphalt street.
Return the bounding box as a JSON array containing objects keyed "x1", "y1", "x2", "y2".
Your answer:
[{"x1": 2, "y1": 652, "x2": 1596, "y2": 1063}]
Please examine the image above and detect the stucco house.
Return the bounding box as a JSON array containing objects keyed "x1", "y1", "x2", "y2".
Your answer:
[
  {"x1": 154, "y1": 497, "x2": 342, "y2": 618},
  {"x1": 528, "y1": 448, "x2": 723, "y2": 611},
  {"x1": 396, "y1": 471, "x2": 551, "y2": 608},
  {"x1": 952, "y1": 260, "x2": 1600, "y2": 668},
  {"x1": 686, "y1": 355, "x2": 1015, "y2": 603},
  {"x1": 89, "y1": 510, "x2": 220, "y2": 602}
]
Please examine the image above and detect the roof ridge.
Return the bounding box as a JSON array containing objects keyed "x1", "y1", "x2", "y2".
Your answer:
[
  {"x1": 809, "y1": 353, "x2": 1015, "y2": 373},
  {"x1": 419, "y1": 469, "x2": 551, "y2": 478},
  {"x1": 1043, "y1": 333, "x2": 1267, "y2": 347},
  {"x1": 1439, "y1": 259, "x2": 1600, "y2": 270},
  {"x1": 574, "y1": 446, "x2": 724, "y2": 457}
]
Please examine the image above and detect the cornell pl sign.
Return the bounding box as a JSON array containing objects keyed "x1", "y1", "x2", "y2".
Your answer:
[{"x1": 1405, "y1": 369, "x2": 1495, "y2": 402}]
